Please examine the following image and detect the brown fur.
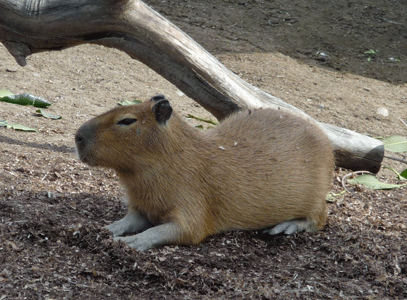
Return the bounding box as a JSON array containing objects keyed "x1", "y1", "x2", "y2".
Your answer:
[{"x1": 75, "y1": 98, "x2": 334, "y2": 247}]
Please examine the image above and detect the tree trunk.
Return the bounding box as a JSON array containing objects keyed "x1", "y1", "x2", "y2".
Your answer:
[{"x1": 0, "y1": 0, "x2": 384, "y2": 173}]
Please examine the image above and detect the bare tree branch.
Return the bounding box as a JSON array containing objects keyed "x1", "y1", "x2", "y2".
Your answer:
[{"x1": 0, "y1": 0, "x2": 384, "y2": 172}]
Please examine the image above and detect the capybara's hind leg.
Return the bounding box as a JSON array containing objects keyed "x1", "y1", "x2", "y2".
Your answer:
[{"x1": 263, "y1": 218, "x2": 318, "y2": 235}]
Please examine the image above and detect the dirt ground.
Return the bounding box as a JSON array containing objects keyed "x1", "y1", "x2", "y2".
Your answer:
[{"x1": 1, "y1": 1, "x2": 407, "y2": 299}]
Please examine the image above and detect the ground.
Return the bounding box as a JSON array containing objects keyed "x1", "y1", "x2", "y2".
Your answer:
[{"x1": 0, "y1": 0, "x2": 406, "y2": 299}]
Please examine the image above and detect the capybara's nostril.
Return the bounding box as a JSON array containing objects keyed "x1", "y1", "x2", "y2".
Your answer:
[
  {"x1": 75, "y1": 131, "x2": 86, "y2": 147},
  {"x1": 75, "y1": 134, "x2": 83, "y2": 145},
  {"x1": 75, "y1": 121, "x2": 94, "y2": 148}
]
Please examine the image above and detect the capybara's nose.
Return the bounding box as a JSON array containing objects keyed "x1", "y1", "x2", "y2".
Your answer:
[
  {"x1": 75, "y1": 131, "x2": 84, "y2": 146},
  {"x1": 75, "y1": 128, "x2": 86, "y2": 149},
  {"x1": 75, "y1": 121, "x2": 94, "y2": 151}
]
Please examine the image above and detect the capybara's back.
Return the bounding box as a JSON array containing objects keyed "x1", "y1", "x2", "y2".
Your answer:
[{"x1": 75, "y1": 96, "x2": 334, "y2": 250}]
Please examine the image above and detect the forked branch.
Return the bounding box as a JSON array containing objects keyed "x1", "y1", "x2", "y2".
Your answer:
[{"x1": 0, "y1": 0, "x2": 384, "y2": 172}]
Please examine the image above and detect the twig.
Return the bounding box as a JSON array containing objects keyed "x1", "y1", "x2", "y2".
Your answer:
[
  {"x1": 341, "y1": 171, "x2": 375, "y2": 191},
  {"x1": 41, "y1": 171, "x2": 49, "y2": 181},
  {"x1": 399, "y1": 117, "x2": 407, "y2": 129},
  {"x1": 384, "y1": 154, "x2": 407, "y2": 165}
]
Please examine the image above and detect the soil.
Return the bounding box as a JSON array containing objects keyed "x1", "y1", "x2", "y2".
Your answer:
[{"x1": 1, "y1": 1, "x2": 407, "y2": 299}]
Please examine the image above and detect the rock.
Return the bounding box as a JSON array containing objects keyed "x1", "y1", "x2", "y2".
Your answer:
[{"x1": 376, "y1": 107, "x2": 389, "y2": 117}]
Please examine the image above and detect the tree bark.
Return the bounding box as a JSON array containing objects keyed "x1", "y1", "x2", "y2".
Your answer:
[{"x1": 0, "y1": 0, "x2": 384, "y2": 173}]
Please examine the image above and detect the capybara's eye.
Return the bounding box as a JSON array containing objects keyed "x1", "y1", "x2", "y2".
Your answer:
[{"x1": 117, "y1": 118, "x2": 138, "y2": 126}]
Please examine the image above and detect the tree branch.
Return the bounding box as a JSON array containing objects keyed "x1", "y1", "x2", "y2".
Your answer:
[{"x1": 0, "y1": 0, "x2": 384, "y2": 172}]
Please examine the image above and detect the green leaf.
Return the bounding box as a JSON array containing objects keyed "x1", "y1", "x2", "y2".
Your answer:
[
  {"x1": 326, "y1": 190, "x2": 347, "y2": 203},
  {"x1": 382, "y1": 135, "x2": 407, "y2": 153},
  {"x1": 35, "y1": 109, "x2": 62, "y2": 120},
  {"x1": 0, "y1": 119, "x2": 37, "y2": 132},
  {"x1": 383, "y1": 166, "x2": 407, "y2": 181},
  {"x1": 0, "y1": 89, "x2": 13, "y2": 97},
  {"x1": 0, "y1": 93, "x2": 51, "y2": 108},
  {"x1": 118, "y1": 99, "x2": 142, "y2": 106},
  {"x1": 364, "y1": 49, "x2": 378, "y2": 56},
  {"x1": 11, "y1": 123, "x2": 38, "y2": 132},
  {"x1": 186, "y1": 114, "x2": 219, "y2": 125},
  {"x1": 401, "y1": 169, "x2": 407, "y2": 179},
  {"x1": 348, "y1": 174, "x2": 407, "y2": 190}
]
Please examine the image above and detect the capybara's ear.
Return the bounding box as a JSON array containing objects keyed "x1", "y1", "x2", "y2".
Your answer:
[
  {"x1": 152, "y1": 99, "x2": 173, "y2": 125},
  {"x1": 150, "y1": 94, "x2": 166, "y2": 102}
]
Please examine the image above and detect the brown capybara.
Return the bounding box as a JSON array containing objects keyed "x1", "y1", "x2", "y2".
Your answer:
[{"x1": 75, "y1": 95, "x2": 334, "y2": 251}]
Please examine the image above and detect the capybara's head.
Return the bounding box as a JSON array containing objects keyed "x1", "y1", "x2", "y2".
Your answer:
[{"x1": 75, "y1": 95, "x2": 173, "y2": 172}]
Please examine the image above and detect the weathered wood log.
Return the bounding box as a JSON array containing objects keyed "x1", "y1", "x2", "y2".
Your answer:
[{"x1": 0, "y1": 0, "x2": 384, "y2": 173}]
